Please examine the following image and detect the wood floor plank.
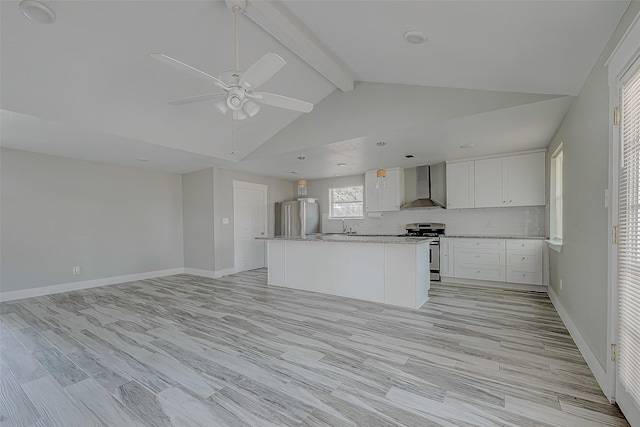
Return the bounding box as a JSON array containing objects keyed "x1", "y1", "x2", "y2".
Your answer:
[
  {"x1": 21, "y1": 376, "x2": 101, "y2": 427},
  {"x1": 0, "y1": 269, "x2": 630, "y2": 426}
]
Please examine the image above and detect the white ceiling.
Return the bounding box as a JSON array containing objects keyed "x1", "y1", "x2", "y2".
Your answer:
[{"x1": 0, "y1": 0, "x2": 630, "y2": 179}]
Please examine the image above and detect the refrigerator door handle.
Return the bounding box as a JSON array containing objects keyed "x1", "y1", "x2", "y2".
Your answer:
[{"x1": 301, "y1": 202, "x2": 307, "y2": 239}]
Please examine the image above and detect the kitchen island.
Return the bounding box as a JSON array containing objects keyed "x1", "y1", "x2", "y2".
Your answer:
[{"x1": 259, "y1": 235, "x2": 432, "y2": 309}]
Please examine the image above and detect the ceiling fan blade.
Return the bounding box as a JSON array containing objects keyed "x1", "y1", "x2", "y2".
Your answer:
[
  {"x1": 150, "y1": 53, "x2": 229, "y2": 90},
  {"x1": 253, "y1": 92, "x2": 313, "y2": 113},
  {"x1": 168, "y1": 93, "x2": 226, "y2": 106},
  {"x1": 239, "y1": 52, "x2": 286, "y2": 90}
]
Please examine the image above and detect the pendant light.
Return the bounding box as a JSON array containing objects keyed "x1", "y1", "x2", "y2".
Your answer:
[
  {"x1": 297, "y1": 179, "x2": 307, "y2": 196},
  {"x1": 376, "y1": 142, "x2": 387, "y2": 189}
]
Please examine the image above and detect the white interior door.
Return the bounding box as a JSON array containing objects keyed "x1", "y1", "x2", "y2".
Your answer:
[
  {"x1": 233, "y1": 181, "x2": 267, "y2": 273},
  {"x1": 614, "y1": 55, "x2": 640, "y2": 426}
]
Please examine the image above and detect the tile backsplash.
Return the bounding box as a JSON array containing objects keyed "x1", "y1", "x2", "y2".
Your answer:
[{"x1": 322, "y1": 206, "x2": 546, "y2": 237}]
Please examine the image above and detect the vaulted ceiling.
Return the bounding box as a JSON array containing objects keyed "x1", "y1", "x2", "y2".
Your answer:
[{"x1": 0, "y1": 0, "x2": 630, "y2": 178}]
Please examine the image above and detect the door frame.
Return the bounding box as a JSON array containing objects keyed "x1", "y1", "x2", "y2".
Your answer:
[
  {"x1": 606, "y1": 10, "x2": 640, "y2": 423},
  {"x1": 233, "y1": 180, "x2": 268, "y2": 273}
]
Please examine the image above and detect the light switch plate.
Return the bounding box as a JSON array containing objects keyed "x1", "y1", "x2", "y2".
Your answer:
[{"x1": 222, "y1": 218, "x2": 229, "y2": 224}]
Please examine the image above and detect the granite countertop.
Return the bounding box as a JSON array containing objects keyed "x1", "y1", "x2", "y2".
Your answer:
[
  {"x1": 257, "y1": 235, "x2": 434, "y2": 245},
  {"x1": 444, "y1": 235, "x2": 548, "y2": 240}
]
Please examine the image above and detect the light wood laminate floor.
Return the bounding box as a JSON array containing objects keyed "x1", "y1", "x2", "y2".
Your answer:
[{"x1": 0, "y1": 269, "x2": 629, "y2": 426}]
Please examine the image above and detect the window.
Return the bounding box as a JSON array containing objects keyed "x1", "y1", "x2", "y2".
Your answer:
[
  {"x1": 329, "y1": 185, "x2": 363, "y2": 218},
  {"x1": 550, "y1": 144, "x2": 563, "y2": 247}
]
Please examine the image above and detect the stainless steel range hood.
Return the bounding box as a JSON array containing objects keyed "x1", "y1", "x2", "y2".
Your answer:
[{"x1": 401, "y1": 163, "x2": 446, "y2": 209}]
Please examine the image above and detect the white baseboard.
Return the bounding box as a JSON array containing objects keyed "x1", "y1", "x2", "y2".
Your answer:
[
  {"x1": 184, "y1": 267, "x2": 236, "y2": 279},
  {"x1": 0, "y1": 268, "x2": 185, "y2": 302},
  {"x1": 547, "y1": 286, "x2": 611, "y2": 399}
]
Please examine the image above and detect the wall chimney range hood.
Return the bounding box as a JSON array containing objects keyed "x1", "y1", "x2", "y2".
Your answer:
[{"x1": 401, "y1": 164, "x2": 446, "y2": 209}]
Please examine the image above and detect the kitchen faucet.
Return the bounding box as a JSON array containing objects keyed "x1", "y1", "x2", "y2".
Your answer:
[{"x1": 341, "y1": 219, "x2": 355, "y2": 234}]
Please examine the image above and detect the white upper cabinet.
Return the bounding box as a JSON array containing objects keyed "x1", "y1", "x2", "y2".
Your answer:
[
  {"x1": 474, "y1": 157, "x2": 505, "y2": 208},
  {"x1": 504, "y1": 152, "x2": 546, "y2": 207},
  {"x1": 365, "y1": 167, "x2": 405, "y2": 212},
  {"x1": 448, "y1": 151, "x2": 545, "y2": 209},
  {"x1": 446, "y1": 161, "x2": 475, "y2": 209}
]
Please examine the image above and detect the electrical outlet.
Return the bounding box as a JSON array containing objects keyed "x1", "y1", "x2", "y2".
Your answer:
[
  {"x1": 73, "y1": 266, "x2": 80, "y2": 275},
  {"x1": 559, "y1": 279, "x2": 563, "y2": 290}
]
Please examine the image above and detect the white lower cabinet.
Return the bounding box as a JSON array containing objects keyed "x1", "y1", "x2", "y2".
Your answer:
[
  {"x1": 442, "y1": 237, "x2": 544, "y2": 287},
  {"x1": 453, "y1": 238, "x2": 506, "y2": 281},
  {"x1": 506, "y1": 239, "x2": 543, "y2": 285},
  {"x1": 439, "y1": 237, "x2": 454, "y2": 277}
]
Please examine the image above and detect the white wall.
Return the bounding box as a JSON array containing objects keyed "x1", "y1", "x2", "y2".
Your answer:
[
  {"x1": 0, "y1": 148, "x2": 184, "y2": 294},
  {"x1": 182, "y1": 168, "x2": 215, "y2": 271},
  {"x1": 546, "y1": 2, "x2": 640, "y2": 369},
  {"x1": 306, "y1": 172, "x2": 545, "y2": 237}
]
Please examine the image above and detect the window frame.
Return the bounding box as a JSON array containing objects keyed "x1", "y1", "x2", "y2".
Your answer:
[
  {"x1": 328, "y1": 185, "x2": 364, "y2": 219},
  {"x1": 549, "y1": 143, "x2": 563, "y2": 251}
]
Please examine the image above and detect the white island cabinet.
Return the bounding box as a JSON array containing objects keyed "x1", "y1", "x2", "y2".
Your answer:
[{"x1": 265, "y1": 236, "x2": 430, "y2": 309}]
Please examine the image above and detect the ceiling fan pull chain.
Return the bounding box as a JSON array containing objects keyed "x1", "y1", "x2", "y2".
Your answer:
[{"x1": 231, "y1": 111, "x2": 239, "y2": 155}]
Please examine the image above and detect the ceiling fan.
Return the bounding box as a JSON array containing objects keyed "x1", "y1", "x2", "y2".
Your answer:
[{"x1": 150, "y1": 0, "x2": 313, "y2": 121}]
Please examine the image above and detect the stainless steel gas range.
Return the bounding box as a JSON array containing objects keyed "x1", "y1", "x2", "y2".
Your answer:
[{"x1": 403, "y1": 223, "x2": 445, "y2": 281}]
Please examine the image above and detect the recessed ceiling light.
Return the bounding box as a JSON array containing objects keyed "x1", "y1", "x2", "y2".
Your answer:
[
  {"x1": 136, "y1": 157, "x2": 150, "y2": 162},
  {"x1": 337, "y1": 162, "x2": 347, "y2": 167},
  {"x1": 460, "y1": 143, "x2": 476, "y2": 149},
  {"x1": 404, "y1": 30, "x2": 427, "y2": 45},
  {"x1": 19, "y1": 0, "x2": 56, "y2": 24}
]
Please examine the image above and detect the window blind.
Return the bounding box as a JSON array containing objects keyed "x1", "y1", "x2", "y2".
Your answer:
[{"x1": 619, "y1": 63, "x2": 640, "y2": 408}]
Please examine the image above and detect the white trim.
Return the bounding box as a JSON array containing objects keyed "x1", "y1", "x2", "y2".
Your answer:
[
  {"x1": 616, "y1": 387, "x2": 640, "y2": 426},
  {"x1": 548, "y1": 286, "x2": 611, "y2": 399},
  {"x1": 0, "y1": 268, "x2": 185, "y2": 302},
  {"x1": 184, "y1": 267, "x2": 236, "y2": 279},
  {"x1": 545, "y1": 239, "x2": 563, "y2": 253},
  {"x1": 232, "y1": 180, "x2": 268, "y2": 192},
  {"x1": 233, "y1": 181, "x2": 268, "y2": 273},
  {"x1": 606, "y1": 10, "x2": 640, "y2": 77},
  {"x1": 440, "y1": 277, "x2": 547, "y2": 293}
]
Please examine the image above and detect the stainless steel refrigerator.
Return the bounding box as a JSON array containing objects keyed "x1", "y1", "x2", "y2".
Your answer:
[{"x1": 275, "y1": 198, "x2": 320, "y2": 239}]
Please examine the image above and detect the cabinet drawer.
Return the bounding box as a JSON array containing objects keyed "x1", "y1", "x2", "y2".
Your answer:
[
  {"x1": 456, "y1": 250, "x2": 504, "y2": 266},
  {"x1": 506, "y1": 240, "x2": 543, "y2": 251},
  {"x1": 454, "y1": 239, "x2": 505, "y2": 250},
  {"x1": 455, "y1": 265, "x2": 506, "y2": 282},
  {"x1": 507, "y1": 267, "x2": 542, "y2": 285},
  {"x1": 506, "y1": 251, "x2": 541, "y2": 268}
]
